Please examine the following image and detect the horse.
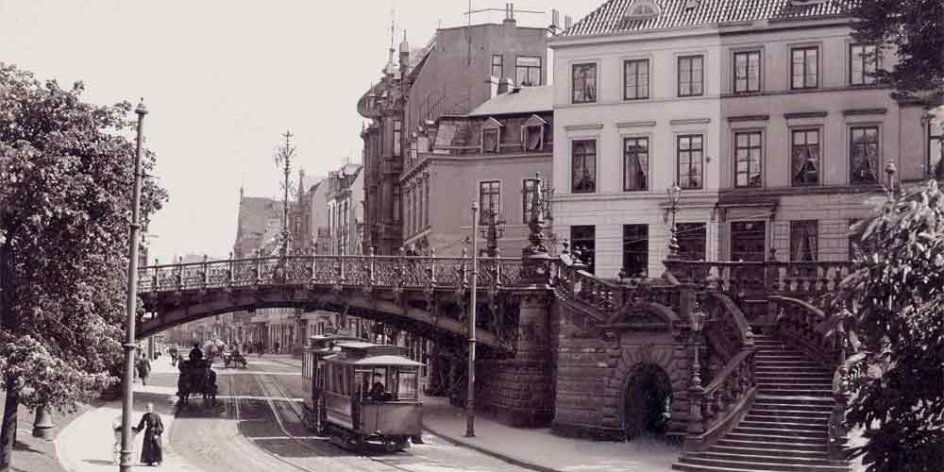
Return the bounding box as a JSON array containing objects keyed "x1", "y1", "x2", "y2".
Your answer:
[{"x1": 176, "y1": 360, "x2": 217, "y2": 407}]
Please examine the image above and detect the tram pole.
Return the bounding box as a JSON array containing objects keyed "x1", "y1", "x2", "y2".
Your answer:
[
  {"x1": 120, "y1": 99, "x2": 147, "y2": 472},
  {"x1": 466, "y1": 201, "x2": 478, "y2": 437}
]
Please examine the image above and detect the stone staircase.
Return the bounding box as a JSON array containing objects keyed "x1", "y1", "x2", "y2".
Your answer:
[{"x1": 673, "y1": 334, "x2": 850, "y2": 472}]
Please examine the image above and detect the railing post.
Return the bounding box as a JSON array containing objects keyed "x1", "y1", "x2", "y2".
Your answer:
[
  {"x1": 152, "y1": 258, "x2": 159, "y2": 290},
  {"x1": 427, "y1": 248, "x2": 437, "y2": 286},
  {"x1": 228, "y1": 252, "x2": 235, "y2": 286},
  {"x1": 366, "y1": 247, "x2": 375, "y2": 287},
  {"x1": 176, "y1": 256, "x2": 184, "y2": 291},
  {"x1": 202, "y1": 254, "x2": 209, "y2": 289},
  {"x1": 254, "y1": 250, "x2": 262, "y2": 285},
  {"x1": 310, "y1": 251, "x2": 317, "y2": 284},
  {"x1": 398, "y1": 247, "x2": 406, "y2": 288}
]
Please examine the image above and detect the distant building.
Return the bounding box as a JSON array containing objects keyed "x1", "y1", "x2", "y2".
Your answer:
[
  {"x1": 403, "y1": 85, "x2": 554, "y2": 256},
  {"x1": 359, "y1": 8, "x2": 548, "y2": 254},
  {"x1": 325, "y1": 163, "x2": 364, "y2": 255}
]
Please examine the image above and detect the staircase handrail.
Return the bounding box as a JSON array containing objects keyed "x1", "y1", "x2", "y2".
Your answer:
[
  {"x1": 706, "y1": 291, "x2": 754, "y2": 349},
  {"x1": 664, "y1": 259, "x2": 853, "y2": 299},
  {"x1": 685, "y1": 346, "x2": 757, "y2": 451}
]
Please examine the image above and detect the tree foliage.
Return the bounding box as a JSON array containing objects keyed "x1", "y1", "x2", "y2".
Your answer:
[
  {"x1": 0, "y1": 62, "x2": 167, "y2": 409},
  {"x1": 847, "y1": 0, "x2": 944, "y2": 104},
  {"x1": 833, "y1": 180, "x2": 944, "y2": 471}
]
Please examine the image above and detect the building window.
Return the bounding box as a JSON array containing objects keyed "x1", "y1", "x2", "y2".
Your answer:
[
  {"x1": 571, "y1": 140, "x2": 597, "y2": 193},
  {"x1": 622, "y1": 224, "x2": 648, "y2": 278},
  {"x1": 570, "y1": 225, "x2": 595, "y2": 273},
  {"x1": 790, "y1": 220, "x2": 818, "y2": 261},
  {"x1": 393, "y1": 119, "x2": 402, "y2": 157},
  {"x1": 677, "y1": 134, "x2": 704, "y2": 190},
  {"x1": 624, "y1": 59, "x2": 650, "y2": 100},
  {"x1": 677, "y1": 222, "x2": 707, "y2": 261},
  {"x1": 524, "y1": 125, "x2": 543, "y2": 151},
  {"x1": 734, "y1": 131, "x2": 763, "y2": 188},
  {"x1": 522, "y1": 178, "x2": 539, "y2": 223},
  {"x1": 516, "y1": 56, "x2": 542, "y2": 86},
  {"x1": 791, "y1": 46, "x2": 818, "y2": 90},
  {"x1": 623, "y1": 137, "x2": 649, "y2": 191},
  {"x1": 491, "y1": 54, "x2": 503, "y2": 79},
  {"x1": 850, "y1": 44, "x2": 878, "y2": 85},
  {"x1": 482, "y1": 128, "x2": 500, "y2": 153},
  {"x1": 733, "y1": 50, "x2": 761, "y2": 93},
  {"x1": 572, "y1": 63, "x2": 597, "y2": 103},
  {"x1": 678, "y1": 55, "x2": 704, "y2": 97},
  {"x1": 850, "y1": 126, "x2": 880, "y2": 185},
  {"x1": 791, "y1": 129, "x2": 820, "y2": 186},
  {"x1": 478, "y1": 181, "x2": 501, "y2": 223},
  {"x1": 731, "y1": 221, "x2": 766, "y2": 262}
]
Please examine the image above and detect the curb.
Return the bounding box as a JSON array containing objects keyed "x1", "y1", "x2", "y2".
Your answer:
[{"x1": 422, "y1": 424, "x2": 562, "y2": 472}]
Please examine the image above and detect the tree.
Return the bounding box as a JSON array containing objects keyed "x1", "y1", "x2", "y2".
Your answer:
[
  {"x1": 0, "y1": 63, "x2": 166, "y2": 471},
  {"x1": 832, "y1": 180, "x2": 944, "y2": 471},
  {"x1": 847, "y1": 0, "x2": 944, "y2": 105}
]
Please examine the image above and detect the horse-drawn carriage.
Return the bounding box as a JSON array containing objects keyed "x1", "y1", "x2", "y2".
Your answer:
[
  {"x1": 223, "y1": 351, "x2": 247, "y2": 369},
  {"x1": 176, "y1": 359, "x2": 217, "y2": 406}
]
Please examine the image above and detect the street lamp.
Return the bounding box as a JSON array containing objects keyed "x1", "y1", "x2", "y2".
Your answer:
[
  {"x1": 274, "y1": 131, "x2": 296, "y2": 259},
  {"x1": 466, "y1": 201, "x2": 479, "y2": 437},
  {"x1": 666, "y1": 183, "x2": 682, "y2": 257},
  {"x1": 480, "y1": 209, "x2": 505, "y2": 258},
  {"x1": 120, "y1": 99, "x2": 147, "y2": 472},
  {"x1": 885, "y1": 161, "x2": 897, "y2": 201}
]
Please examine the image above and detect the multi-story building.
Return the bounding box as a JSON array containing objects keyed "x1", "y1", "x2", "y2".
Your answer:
[
  {"x1": 359, "y1": 7, "x2": 548, "y2": 254},
  {"x1": 550, "y1": 0, "x2": 931, "y2": 279},
  {"x1": 402, "y1": 85, "x2": 554, "y2": 256},
  {"x1": 325, "y1": 163, "x2": 364, "y2": 255}
]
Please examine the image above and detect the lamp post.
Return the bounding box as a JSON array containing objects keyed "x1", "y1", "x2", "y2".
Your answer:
[
  {"x1": 480, "y1": 209, "x2": 505, "y2": 258},
  {"x1": 120, "y1": 99, "x2": 147, "y2": 472},
  {"x1": 466, "y1": 201, "x2": 479, "y2": 437},
  {"x1": 666, "y1": 183, "x2": 681, "y2": 258},
  {"x1": 687, "y1": 306, "x2": 707, "y2": 436},
  {"x1": 884, "y1": 161, "x2": 897, "y2": 201},
  {"x1": 275, "y1": 131, "x2": 296, "y2": 260}
]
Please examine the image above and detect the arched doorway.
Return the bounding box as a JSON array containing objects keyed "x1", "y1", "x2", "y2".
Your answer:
[{"x1": 622, "y1": 363, "x2": 673, "y2": 440}]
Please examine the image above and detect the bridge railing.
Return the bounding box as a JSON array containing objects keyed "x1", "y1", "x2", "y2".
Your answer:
[
  {"x1": 138, "y1": 254, "x2": 528, "y2": 294},
  {"x1": 663, "y1": 260, "x2": 853, "y2": 300}
]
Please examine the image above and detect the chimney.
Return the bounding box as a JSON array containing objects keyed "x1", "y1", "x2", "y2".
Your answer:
[
  {"x1": 551, "y1": 9, "x2": 560, "y2": 32},
  {"x1": 488, "y1": 76, "x2": 499, "y2": 98},
  {"x1": 564, "y1": 15, "x2": 573, "y2": 31},
  {"x1": 503, "y1": 3, "x2": 516, "y2": 27}
]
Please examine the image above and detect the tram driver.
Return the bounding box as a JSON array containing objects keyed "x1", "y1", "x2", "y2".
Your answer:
[{"x1": 369, "y1": 373, "x2": 391, "y2": 401}]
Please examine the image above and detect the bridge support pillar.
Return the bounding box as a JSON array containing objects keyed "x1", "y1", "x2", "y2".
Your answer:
[{"x1": 477, "y1": 295, "x2": 555, "y2": 427}]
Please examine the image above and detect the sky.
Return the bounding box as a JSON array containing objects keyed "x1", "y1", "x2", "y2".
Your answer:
[{"x1": 0, "y1": 0, "x2": 596, "y2": 263}]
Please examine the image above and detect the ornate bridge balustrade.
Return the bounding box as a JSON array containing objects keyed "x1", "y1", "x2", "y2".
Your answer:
[{"x1": 136, "y1": 253, "x2": 532, "y2": 351}]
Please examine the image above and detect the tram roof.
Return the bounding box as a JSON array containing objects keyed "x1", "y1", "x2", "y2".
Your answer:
[{"x1": 324, "y1": 353, "x2": 424, "y2": 367}]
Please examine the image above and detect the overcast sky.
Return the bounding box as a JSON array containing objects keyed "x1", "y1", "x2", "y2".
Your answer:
[{"x1": 0, "y1": 0, "x2": 595, "y2": 263}]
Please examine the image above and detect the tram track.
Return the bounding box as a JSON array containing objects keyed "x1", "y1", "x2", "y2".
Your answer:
[{"x1": 226, "y1": 367, "x2": 427, "y2": 472}]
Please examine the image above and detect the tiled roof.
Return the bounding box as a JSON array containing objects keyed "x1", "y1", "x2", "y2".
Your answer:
[
  {"x1": 468, "y1": 86, "x2": 553, "y2": 117},
  {"x1": 563, "y1": 0, "x2": 847, "y2": 37}
]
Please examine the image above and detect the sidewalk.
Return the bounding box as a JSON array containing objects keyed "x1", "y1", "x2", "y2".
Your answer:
[
  {"x1": 421, "y1": 396, "x2": 681, "y2": 472},
  {"x1": 55, "y1": 357, "x2": 202, "y2": 472}
]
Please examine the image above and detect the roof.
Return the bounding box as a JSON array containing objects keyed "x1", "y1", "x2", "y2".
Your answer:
[
  {"x1": 234, "y1": 196, "x2": 283, "y2": 257},
  {"x1": 351, "y1": 355, "x2": 424, "y2": 367},
  {"x1": 562, "y1": 0, "x2": 847, "y2": 38},
  {"x1": 468, "y1": 86, "x2": 553, "y2": 117}
]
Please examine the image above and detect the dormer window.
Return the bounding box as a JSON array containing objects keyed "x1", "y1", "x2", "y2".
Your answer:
[
  {"x1": 481, "y1": 117, "x2": 503, "y2": 153},
  {"x1": 521, "y1": 114, "x2": 547, "y2": 151},
  {"x1": 626, "y1": 0, "x2": 660, "y2": 20}
]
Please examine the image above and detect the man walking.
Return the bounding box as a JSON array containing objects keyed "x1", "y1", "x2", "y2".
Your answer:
[{"x1": 137, "y1": 353, "x2": 151, "y2": 386}]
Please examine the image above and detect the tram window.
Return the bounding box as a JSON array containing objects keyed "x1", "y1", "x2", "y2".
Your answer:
[{"x1": 398, "y1": 369, "x2": 418, "y2": 401}]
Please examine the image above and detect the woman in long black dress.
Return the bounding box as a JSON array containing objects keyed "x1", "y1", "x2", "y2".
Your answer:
[{"x1": 133, "y1": 403, "x2": 163, "y2": 466}]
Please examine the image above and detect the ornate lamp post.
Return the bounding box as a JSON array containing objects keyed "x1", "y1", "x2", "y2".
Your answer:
[
  {"x1": 884, "y1": 161, "x2": 897, "y2": 201},
  {"x1": 466, "y1": 201, "x2": 479, "y2": 437},
  {"x1": 687, "y1": 306, "x2": 707, "y2": 436},
  {"x1": 120, "y1": 99, "x2": 147, "y2": 472},
  {"x1": 274, "y1": 130, "x2": 296, "y2": 260},
  {"x1": 666, "y1": 183, "x2": 681, "y2": 258},
  {"x1": 480, "y1": 209, "x2": 505, "y2": 258}
]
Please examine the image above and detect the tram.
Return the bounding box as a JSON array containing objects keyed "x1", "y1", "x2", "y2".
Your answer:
[
  {"x1": 301, "y1": 334, "x2": 361, "y2": 430},
  {"x1": 303, "y1": 338, "x2": 424, "y2": 452}
]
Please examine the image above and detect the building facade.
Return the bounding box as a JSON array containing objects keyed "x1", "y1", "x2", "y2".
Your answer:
[
  {"x1": 324, "y1": 163, "x2": 364, "y2": 255},
  {"x1": 550, "y1": 0, "x2": 931, "y2": 279},
  {"x1": 359, "y1": 10, "x2": 549, "y2": 255},
  {"x1": 402, "y1": 85, "x2": 554, "y2": 256}
]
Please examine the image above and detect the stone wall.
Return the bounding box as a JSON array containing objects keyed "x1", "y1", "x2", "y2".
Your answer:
[
  {"x1": 476, "y1": 295, "x2": 555, "y2": 426},
  {"x1": 551, "y1": 301, "x2": 694, "y2": 441}
]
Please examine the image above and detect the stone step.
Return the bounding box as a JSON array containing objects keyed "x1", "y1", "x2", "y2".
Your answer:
[
  {"x1": 756, "y1": 373, "x2": 833, "y2": 382},
  {"x1": 677, "y1": 455, "x2": 849, "y2": 472},
  {"x1": 733, "y1": 425, "x2": 827, "y2": 439},
  {"x1": 750, "y1": 403, "x2": 834, "y2": 415},
  {"x1": 756, "y1": 382, "x2": 833, "y2": 390},
  {"x1": 755, "y1": 360, "x2": 824, "y2": 368},
  {"x1": 689, "y1": 451, "x2": 847, "y2": 467},
  {"x1": 716, "y1": 438, "x2": 828, "y2": 453},
  {"x1": 709, "y1": 444, "x2": 830, "y2": 459},
  {"x1": 738, "y1": 420, "x2": 827, "y2": 434},
  {"x1": 757, "y1": 387, "x2": 833, "y2": 397},
  {"x1": 755, "y1": 394, "x2": 836, "y2": 406},
  {"x1": 745, "y1": 413, "x2": 828, "y2": 425}
]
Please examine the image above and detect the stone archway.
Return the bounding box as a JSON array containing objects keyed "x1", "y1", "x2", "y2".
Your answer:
[{"x1": 622, "y1": 363, "x2": 673, "y2": 440}]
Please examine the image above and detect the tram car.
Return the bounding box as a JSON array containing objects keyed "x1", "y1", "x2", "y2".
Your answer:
[
  {"x1": 305, "y1": 340, "x2": 424, "y2": 452},
  {"x1": 301, "y1": 334, "x2": 361, "y2": 430}
]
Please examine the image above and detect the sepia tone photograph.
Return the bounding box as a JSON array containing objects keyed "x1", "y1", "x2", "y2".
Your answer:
[{"x1": 0, "y1": 1, "x2": 942, "y2": 471}]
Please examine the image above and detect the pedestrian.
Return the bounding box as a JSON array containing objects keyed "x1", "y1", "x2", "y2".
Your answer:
[
  {"x1": 137, "y1": 353, "x2": 151, "y2": 386},
  {"x1": 132, "y1": 403, "x2": 163, "y2": 466},
  {"x1": 112, "y1": 415, "x2": 123, "y2": 464},
  {"x1": 274, "y1": 341, "x2": 280, "y2": 354}
]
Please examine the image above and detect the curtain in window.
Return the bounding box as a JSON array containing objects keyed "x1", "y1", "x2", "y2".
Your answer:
[
  {"x1": 483, "y1": 129, "x2": 499, "y2": 153},
  {"x1": 527, "y1": 126, "x2": 542, "y2": 150}
]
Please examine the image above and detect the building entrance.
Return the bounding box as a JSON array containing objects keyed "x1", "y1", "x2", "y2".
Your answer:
[{"x1": 622, "y1": 363, "x2": 673, "y2": 440}]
